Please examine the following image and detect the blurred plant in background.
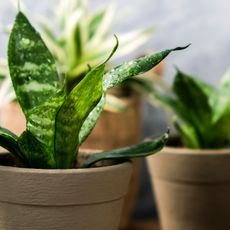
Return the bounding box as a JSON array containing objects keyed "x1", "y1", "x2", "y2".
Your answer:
[
  {"x1": 0, "y1": 0, "x2": 156, "y2": 111},
  {"x1": 145, "y1": 68, "x2": 230, "y2": 149}
]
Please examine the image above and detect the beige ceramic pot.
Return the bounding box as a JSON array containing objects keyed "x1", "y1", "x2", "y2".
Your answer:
[
  {"x1": 147, "y1": 147, "x2": 230, "y2": 230},
  {"x1": 0, "y1": 151, "x2": 132, "y2": 230}
]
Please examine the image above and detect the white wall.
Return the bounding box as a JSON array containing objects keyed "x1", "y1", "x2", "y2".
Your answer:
[{"x1": 1, "y1": 0, "x2": 230, "y2": 84}]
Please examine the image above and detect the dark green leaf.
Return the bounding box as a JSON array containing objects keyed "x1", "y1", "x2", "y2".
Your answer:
[
  {"x1": 0, "y1": 127, "x2": 25, "y2": 163},
  {"x1": 80, "y1": 130, "x2": 169, "y2": 168},
  {"x1": 55, "y1": 65, "x2": 104, "y2": 168},
  {"x1": 103, "y1": 45, "x2": 190, "y2": 90},
  {"x1": 8, "y1": 11, "x2": 61, "y2": 115}
]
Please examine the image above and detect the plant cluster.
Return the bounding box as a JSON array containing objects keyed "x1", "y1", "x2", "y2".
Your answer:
[{"x1": 0, "y1": 12, "x2": 187, "y2": 169}]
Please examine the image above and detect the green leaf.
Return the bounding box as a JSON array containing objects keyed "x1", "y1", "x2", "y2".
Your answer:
[
  {"x1": 79, "y1": 44, "x2": 189, "y2": 145},
  {"x1": 103, "y1": 45, "x2": 190, "y2": 90},
  {"x1": 173, "y1": 119, "x2": 200, "y2": 149},
  {"x1": 172, "y1": 70, "x2": 212, "y2": 145},
  {"x1": 0, "y1": 127, "x2": 25, "y2": 163},
  {"x1": 79, "y1": 95, "x2": 106, "y2": 145},
  {"x1": 8, "y1": 11, "x2": 61, "y2": 115},
  {"x1": 55, "y1": 65, "x2": 105, "y2": 168},
  {"x1": 80, "y1": 130, "x2": 169, "y2": 168},
  {"x1": 19, "y1": 90, "x2": 66, "y2": 168},
  {"x1": 18, "y1": 131, "x2": 55, "y2": 168},
  {"x1": 78, "y1": 37, "x2": 119, "y2": 145}
]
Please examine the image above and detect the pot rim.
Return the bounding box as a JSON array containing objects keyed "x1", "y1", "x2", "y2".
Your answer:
[
  {"x1": 0, "y1": 148, "x2": 131, "y2": 174},
  {"x1": 163, "y1": 146, "x2": 230, "y2": 155}
]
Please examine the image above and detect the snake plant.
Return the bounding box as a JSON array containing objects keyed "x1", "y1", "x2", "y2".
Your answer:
[
  {"x1": 145, "y1": 69, "x2": 230, "y2": 149},
  {"x1": 0, "y1": 11, "x2": 187, "y2": 169}
]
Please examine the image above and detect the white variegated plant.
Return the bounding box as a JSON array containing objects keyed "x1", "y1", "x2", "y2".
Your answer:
[
  {"x1": 0, "y1": 0, "x2": 154, "y2": 112},
  {"x1": 0, "y1": 11, "x2": 187, "y2": 169}
]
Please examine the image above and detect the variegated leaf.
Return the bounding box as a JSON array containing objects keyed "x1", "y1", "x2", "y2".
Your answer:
[
  {"x1": 79, "y1": 45, "x2": 189, "y2": 146},
  {"x1": 18, "y1": 131, "x2": 55, "y2": 168},
  {"x1": 55, "y1": 65, "x2": 104, "y2": 168},
  {"x1": 103, "y1": 45, "x2": 190, "y2": 90},
  {"x1": 8, "y1": 12, "x2": 61, "y2": 115}
]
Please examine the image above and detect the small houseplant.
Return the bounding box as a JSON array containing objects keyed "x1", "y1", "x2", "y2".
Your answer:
[
  {"x1": 147, "y1": 70, "x2": 230, "y2": 230},
  {"x1": 0, "y1": 2, "x2": 162, "y2": 228},
  {"x1": 0, "y1": 11, "x2": 187, "y2": 230}
]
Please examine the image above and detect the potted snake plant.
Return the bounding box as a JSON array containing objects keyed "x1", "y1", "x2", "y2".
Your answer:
[
  {"x1": 146, "y1": 70, "x2": 230, "y2": 230},
  {"x1": 0, "y1": 11, "x2": 188, "y2": 230},
  {"x1": 0, "y1": 2, "x2": 162, "y2": 227}
]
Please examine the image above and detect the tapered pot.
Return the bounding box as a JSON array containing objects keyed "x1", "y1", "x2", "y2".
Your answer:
[
  {"x1": 147, "y1": 147, "x2": 230, "y2": 230},
  {"x1": 0, "y1": 151, "x2": 132, "y2": 230}
]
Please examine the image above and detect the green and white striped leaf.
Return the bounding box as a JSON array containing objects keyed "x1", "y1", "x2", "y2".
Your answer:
[
  {"x1": 22, "y1": 90, "x2": 66, "y2": 168},
  {"x1": 8, "y1": 12, "x2": 61, "y2": 115},
  {"x1": 55, "y1": 65, "x2": 104, "y2": 168},
  {"x1": 80, "y1": 130, "x2": 169, "y2": 168}
]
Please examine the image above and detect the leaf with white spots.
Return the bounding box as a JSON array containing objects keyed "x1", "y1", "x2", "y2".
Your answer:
[
  {"x1": 8, "y1": 11, "x2": 61, "y2": 115},
  {"x1": 103, "y1": 45, "x2": 190, "y2": 90}
]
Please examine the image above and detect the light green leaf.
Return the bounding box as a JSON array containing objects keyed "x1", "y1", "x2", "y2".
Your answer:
[
  {"x1": 79, "y1": 95, "x2": 105, "y2": 145},
  {"x1": 55, "y1": 65, "x2": 104, "y2": 168}
]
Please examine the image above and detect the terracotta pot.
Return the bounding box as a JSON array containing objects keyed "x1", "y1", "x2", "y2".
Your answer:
[
  {"x1": 0, "y1": 151, "x2": 132, "y2": 230},
  {"x1": 147, "y1": 147, "x2": 230, "y2": 230}
]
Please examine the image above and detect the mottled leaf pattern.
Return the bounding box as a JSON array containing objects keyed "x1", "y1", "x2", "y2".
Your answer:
[
  {"x1": 79, "y1": 45, "x2": 189, "y2": 146},
  {"x1": 2, "y1": 11, "x2": 189, "y2": 168},
  {"x1": 24, "y1": 90, "x2": 66, "y2": 168},
  {"x1": 55, "y1": 65, "x2": 104, "y2": 168},
  {"x1": 81, "y1": 130, "x2": 169, "y2": 168},
  {"x1": 18, "y1": 131, "x2": 55, "y2": 168},
  {"x1": 103, "y1": 45, "x2": 190, "y2": 90},
  {"x1": 8, "y1": 12, "x2": 61, "y2": 115}
]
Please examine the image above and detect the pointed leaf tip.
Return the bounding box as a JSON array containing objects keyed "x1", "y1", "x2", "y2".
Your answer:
[
  {"x1": 172, "y1": 44, "x2": 191, "y2": 51},
  {"x1": 103, "y1": 34, "x2": 119, "y2": 64}
]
